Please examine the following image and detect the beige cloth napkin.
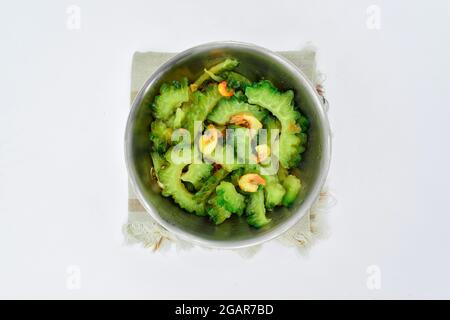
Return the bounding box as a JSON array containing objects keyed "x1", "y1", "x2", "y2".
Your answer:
[{"x1": 124, "y1": 45, "x2": 335, "y2": 255}]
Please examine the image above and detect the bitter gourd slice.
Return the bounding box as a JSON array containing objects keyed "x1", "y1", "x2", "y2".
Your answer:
[
  {"x1": 227, "y1": 127, "x2": 254, "y2": 165},
  {"x1": 246, "y1": 187, "x2": 270, "y2": 228},
  {"x1": 245, "y1": 80, "x2": 304, "y2": 168},
  {"x1": 158, "y1": 150, "x2": 205, "y2": 215},
  {"x1": 277, "y1": 165, "x2": 289, "y2": 182},
  {"x1": 230, "y1": 167, "x2": 245, "y2": 186},
  {"x1": 166, "y1": 107, "x2": 186, "y2": 129},
  {"x1": 264, "y1": 115, "x2": 281, "y2": 134},
  {"x1": 281, "y1": 174, "x2": 302, "y2": 207},
  {"x1": 263, "y1": 175, "x2": 286, "y2": 209},
  {"x1": 221, "y1": 71, "x2": 252, "y2": 90},
  {"x1": 150, "y1": 151, "x2": 167, "y2": 176},
  {"x1": 191, "y1": 59, "x2": 239, "y2": 91},
  {"x1": 181, "y1": 163, "x2": 213, "y2": 190},
  {"x1": 149, "y1": 120, "x2": 172, "y2": 153},
  {"x1": 202, "y1": 143, "x2": 244, "y2": 173},
  {"x1": 262, "y1": 115, "x2": 281, "y2": 150},
  {"x1": 152, "y1": 78, "x2": 189, "y2": 121},
  {"x1": 183, "y1": 84, "x2": 222, "y2": 137},
  {"x1": 193, "y1": 168, "x2": 229, "y2": 204},
  {"x1": 215, "y1": 181, "x2": 246, "y2": 216},
  {"x1": 299, "y1": 115, "x2": 310, "y2": 132},
  {"x1": 207, "y1": 201, "x2": 232, "y2": 225},
  {"x1": 207, "y1": 97, "x2": 268, "y2": 125}
]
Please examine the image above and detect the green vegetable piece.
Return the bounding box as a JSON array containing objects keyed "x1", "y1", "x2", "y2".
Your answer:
[
  {"x1": 263, "y1": 175, "x2": 286, "y2": 209},
  {"x1": 233, "y1": 91, "x2": 248, "y2": 102},
  {"x1": 149, "y1": 120, "x2": 172, "y2": 153},
  {"x1": 299, "y1": 115, "x2": 309, "y2": 132},
  {"x1": 207, "y1": 204, "x2": 232, "y2": 225},
  {"x1": 150, "y1": 151, "x2": 167, "y2": 176},
  {"x1": 281, "y1": 175, "x2": 302, "y2": 207},
  {"x1": 221, "y1": 71, "x2": 251, "y2": 90},
  {"x1": 201, "y1": 138, "x2": 245, "y2": 173},
  {"x1": 277, "y1": 165, "x2": 289, "y2": 182},
  {"x1": 245, "y1": 80, "x2": 305, "y2": 168},
  {"x1": 233, "y1": 127, "x2": 254, "y2": 165},
  {"x1": 167, "y1": 107, "x2": 186, "y2": 129},
  {"x1": 204, "y1": 69, "x2": 223, "y2": 82},
  {"x1": 207, "y1": 97, "x2": 268, "y2": 125},
  {"x1": 152, "y1": 78, "x2": 189, "y2": 121},
  {"x1": 158, "y1": 150, "x2": 205, "y2": 216},
  {"x1": 299, "y1": 132, "x2": 308, "y2": 145},
  {"x1": 264, "y1": 115, "x2": 281, "y2": 132},
  {"x1": 230, "y1": 167, "x2": 245, "y2": 186},
  {"x1": 183, "y1": 84, "x2": 222, "y2": 137},
  {"x1": 279, "y1": 133, "x2": 303, "y2": 166},
  {"x1": 246, "y1": 188, "x2": 270, "y2": 228},
  {"x1": 191, "y1": 59, "x2": 239, "y2": 91},
  {"x1": 263, "y1": 115, "x2": 281, "y2": 149},
  {"x1": 181, "y1": 163, "x2": 213, "y2": 190},
  {"x1": 193, "y1": 168, "x2": 229, "y2": 204},
  {"x1": 216, "y1": 181, "x2": 246, "y2": 216}
]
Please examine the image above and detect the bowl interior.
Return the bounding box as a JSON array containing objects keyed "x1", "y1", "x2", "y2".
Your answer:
[{"x1": 126, "y1": 43, "x2": 329, "y2": 247}]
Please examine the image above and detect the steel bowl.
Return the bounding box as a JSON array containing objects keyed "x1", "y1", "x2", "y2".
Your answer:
[{"x1": 125, "y1": 41, "x2": 331, "y2": 249}]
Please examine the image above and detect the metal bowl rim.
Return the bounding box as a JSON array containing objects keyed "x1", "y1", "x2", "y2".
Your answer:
[{"x1": 125, "y1": 41, "x2": 331, "y2": 249}]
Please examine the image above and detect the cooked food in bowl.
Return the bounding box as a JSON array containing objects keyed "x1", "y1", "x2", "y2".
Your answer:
[
  {"x1": 148, "y1": 58, "x2": 309, "y2": 228},
  {"x1": 125, "y1": 42, "x2": 330, "y2": 248}
]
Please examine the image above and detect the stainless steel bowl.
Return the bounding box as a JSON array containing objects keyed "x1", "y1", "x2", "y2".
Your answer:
[{"x1": 125, "y1": 41, "x2": 331, "y2": 249}]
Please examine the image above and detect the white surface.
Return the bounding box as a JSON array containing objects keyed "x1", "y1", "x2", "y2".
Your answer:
[{"x1": 0, "y1": 0, "x2": 449, "y2": 299}]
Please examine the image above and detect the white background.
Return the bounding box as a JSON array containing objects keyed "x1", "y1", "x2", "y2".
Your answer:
[{"x1": 1, "y1": 0, "x2": 449, "y2": 299}]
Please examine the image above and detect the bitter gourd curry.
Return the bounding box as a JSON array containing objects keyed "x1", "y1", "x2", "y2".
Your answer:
[{"x1": 148, "y1": 59, "x2": 309, "y2": 228}]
